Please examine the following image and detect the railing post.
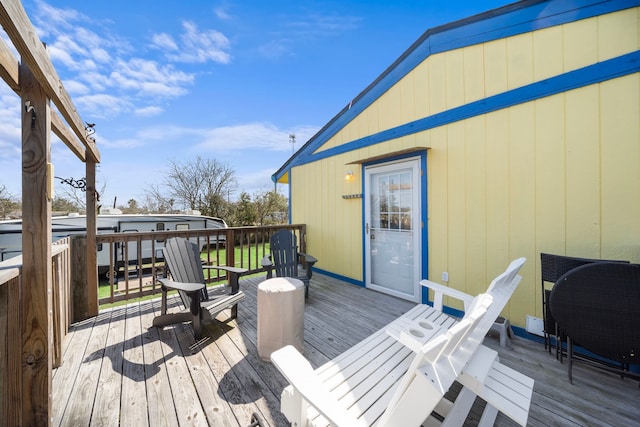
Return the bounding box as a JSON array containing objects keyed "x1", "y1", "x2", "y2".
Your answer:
[
  {"x1": 1, "y1": 273, "x2": 23, "y2": 426},
  {"x1": 71, "y1": 236, "x2": 97, "y2": 322},
  {"x1": 300, "y1": 224, "x2": 307, "y2": 256},
  {"x1": 226, "y1": 228, "x2": 236, "y2": 268}
]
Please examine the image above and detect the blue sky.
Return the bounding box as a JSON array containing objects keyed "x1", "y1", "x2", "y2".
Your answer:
[{"x1": 1, "y1": 0, "x2": 513, "y2": 207}]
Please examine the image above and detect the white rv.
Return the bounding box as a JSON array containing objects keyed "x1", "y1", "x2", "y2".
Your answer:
[{"x1": 0, "y1": 209, "x2": 227, "y2": 277}]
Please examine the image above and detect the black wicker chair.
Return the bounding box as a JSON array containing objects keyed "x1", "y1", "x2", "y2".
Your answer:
[
  {"x1": 540, "y1": 253, "x2": 628, "y2": 360},
  {"x1": 549, "y1": 262, "x2": 640, "y2": 383}
]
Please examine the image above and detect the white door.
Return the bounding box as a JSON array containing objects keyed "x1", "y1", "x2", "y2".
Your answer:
[{"x1": 365, "y1": 158, "x2": 421, "y2": 302}]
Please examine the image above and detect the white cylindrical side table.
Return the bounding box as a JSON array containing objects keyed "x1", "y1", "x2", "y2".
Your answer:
[{"x1": 257, "y1": 277, "x2": 305, "y2": 361}]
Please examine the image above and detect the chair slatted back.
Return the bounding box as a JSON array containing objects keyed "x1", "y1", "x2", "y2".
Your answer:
[
  {"x1": 478, "y1": 257, "x2": 525, "y2": 341},
  {"x1": 270, "y1": 229, "x2": 299, "y2": 278},
  {"x1": 441, "y1": 293, "x2": 494, "y2": 373},
  {"x1": 381, "y1": 293, "x2": 493, "y2": 426},
  {"x1": 163, "y1": 237, "x2": 209, "y2": 306}
]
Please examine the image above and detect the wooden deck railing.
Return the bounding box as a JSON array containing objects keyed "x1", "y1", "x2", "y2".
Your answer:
[
  {"x1": 0, "y1": 224, "x2": 307, "y2": 424},
  {"x1": 0, "y1": 237, "x2": 72, "y2": 420},
  {"x1": 83, "y1": 224, "x2": 307, "y2": 307}
]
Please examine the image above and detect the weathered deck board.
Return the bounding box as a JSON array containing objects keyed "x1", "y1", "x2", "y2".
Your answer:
[{"x1": 53, "y1": 274, "x2": 640, "y2": 426}]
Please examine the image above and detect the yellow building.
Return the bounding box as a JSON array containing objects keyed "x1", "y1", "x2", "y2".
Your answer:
[{"x1": 271, "y1": 0, "x2": 640, "y2": 333}]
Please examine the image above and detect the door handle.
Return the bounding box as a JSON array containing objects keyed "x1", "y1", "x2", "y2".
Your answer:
[{"x1": 366, "y1": 223, "x2": 369, "y2": 234}]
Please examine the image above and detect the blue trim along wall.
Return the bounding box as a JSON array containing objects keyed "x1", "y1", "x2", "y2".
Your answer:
[
  {"x1": 314, "y1": 267, "x2": 364, "y2": 287},
  {"x1": 274, "y1": 0, "x2": 640, "y2": 182}
]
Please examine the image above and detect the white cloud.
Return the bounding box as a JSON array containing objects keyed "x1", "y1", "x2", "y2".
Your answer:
[
  {"x1": 258, "y1": 40, "x2": 291, "y2": 60},
  {"x1": 109, "y1": 58, "x2": 193, "y2": 98},
  {"x1": 195, "y1": 122, "x2": 319, "y2": 152},
  {"x1": 0, "y1": 86, "x2": 20, "y2": 162},
  {"x1": 93, "y1": 122, "x2": 319, "y2": 153},
  {"x1": 151, "y1": 33, "x2": 178, "y2": 51},
  {"x1": 286, "y1": 14, "x2": 362, "y2": 37},
  {"x1": 214, "y1": 7, "x2": 232, "y2": 21},
  {"x1": 135, "y1": 106, "x2": 164, "y2": 117},
  {"x1": 63, "y1": 79, "x2": 91, "y2": 96},
  {"x1": 73, "y1": 93, "x2": 132, "y2": 118},
  {"x1": 154, "y1": 21, "x2": 232, "y2": 64},
  {"x1": 34, "y1": 0, "x2": 85, "y2": 32},
  {"x1": 29, "y1": 2, "x2": 199, "y2": 122}
]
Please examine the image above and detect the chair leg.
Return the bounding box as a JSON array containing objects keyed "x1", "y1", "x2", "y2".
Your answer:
[
  {"x1": 567, "y1": 336, "x2": 574, "y2": 384},
  {"x1": 189, "y1": 290, "x2": 202, "y2": 340},
  {"x1": 160, "y1": 287, "x2": 168, "y2": 315},
  {"x1": 231, "y1": 303, "x2": 238, "y2": 319}
]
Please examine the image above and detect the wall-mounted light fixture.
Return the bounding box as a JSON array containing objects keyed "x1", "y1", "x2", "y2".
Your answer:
[{"x1": 345, "y1": 170, "x2": 354, "y2": 181}]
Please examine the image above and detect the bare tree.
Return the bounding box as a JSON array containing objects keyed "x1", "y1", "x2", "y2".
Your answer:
[
  {"x1": 142, "y1": 184, "x2": 175, "y2": 213},
  {"x1": 0, "y1": 184, "x2": 18, "y2": 219},
  {"x1": 163, "y1": 157, "x2": 236, "y2": 216}
]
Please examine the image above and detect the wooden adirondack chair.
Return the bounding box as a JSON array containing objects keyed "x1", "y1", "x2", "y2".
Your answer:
[
  {"x1": 261, "y1": 229, "x2": 317, "y2": 298},
  {"x1": 152, "y1": 237, "x2": 247, "y2": 339}
]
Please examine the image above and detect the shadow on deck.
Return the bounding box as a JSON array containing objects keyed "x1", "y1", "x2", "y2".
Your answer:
[{"x1": 53, "y1": 273, "x2": 640, "y2": 426}]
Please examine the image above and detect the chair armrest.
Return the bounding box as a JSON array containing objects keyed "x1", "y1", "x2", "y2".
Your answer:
[
  {"x1": 261, "y1": 255, "x2": 273, "y2": 268},
  {"x1": 203, "y1": 265, "x2": 248, "y2": 294},
  {"x1": 271, "y1": 345, "x2": 360, "y2": 426},
  {"x1": 202, "y1": 265, "x2": 248, "y2": 275},
  {"x1": 298, "y1": 252, "x2": 317, "y2": 279},
  {"x1": 158, "y1": 278, "x2": 204, "y2": 293},
  {"x1": 299, "y1": 252, "x2": 317, "y2": 265},
  {"x1": 419, "y1": 279, "x2": 474, "y2": 312},
  {"x1": 261, "y1": 255, "x2": 274, "y2": 279}
]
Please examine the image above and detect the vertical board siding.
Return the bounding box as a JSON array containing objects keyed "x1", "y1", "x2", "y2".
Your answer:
[
  {"x1": 290, "y1": 7, "x2": 640, "y2": 327},
  {"x1": 445, "y1": 123, "x2": 467, "y2": 309},
  {"x1": 598, "y1": 8, "x2": 638, "y2": 60},
  {"x1": 463, "y1": 45, "x2": 485, "y2": 104},
  {"x1": 563, "y1": 15, "x2": 599, "y2": 70},
  {"x1": 600, "y1": 74, "x2": 640, "y2": 259},
  {"x1": 564, "y1": 86, "x2": 601, "y2": 256},
  {"x1": 484, "y1": 110, "x2": 511, "y2": 278},
  {"x1": 426, "y1": 127, "x2": 449, "y2": 288},
  {"x1": 533, "y1": 26, "x2": 564, "y2": 82},
  {"x1": 464, "y1": 117, "x2": 487, "y2": 297},
  {"x1": 445, "y1": 49, "x2": 465, "y2": 109}
]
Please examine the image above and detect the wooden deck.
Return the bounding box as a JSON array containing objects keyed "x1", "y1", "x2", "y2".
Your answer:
[{"x1": 53, "y1": 274, "x2": 640, "y2": 426}]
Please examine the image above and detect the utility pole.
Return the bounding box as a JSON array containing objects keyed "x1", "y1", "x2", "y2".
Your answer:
[{"x1": 289, "y1": 133, "x2": 296, "y2": 154}]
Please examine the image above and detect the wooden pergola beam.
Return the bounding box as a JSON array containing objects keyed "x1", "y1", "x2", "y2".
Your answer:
[
  {"x1": 0, "y1": 0, "x2": 99, "y2": 162},
  {"x1": 0, "y1": 36, "x2": 87, "y2": 161}
]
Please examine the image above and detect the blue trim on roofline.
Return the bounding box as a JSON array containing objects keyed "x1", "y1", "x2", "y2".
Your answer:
[
  {"x1": 274, "y1": 0, "x2": 640, "y2": 182},
  {"x1": 304, "y1": 50, "x2": 640, "y2": 166}
]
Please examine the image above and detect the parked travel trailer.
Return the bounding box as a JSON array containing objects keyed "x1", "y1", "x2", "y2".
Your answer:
[{"x1": 0, "y1": 209, "x2": 227, "y2": 277}]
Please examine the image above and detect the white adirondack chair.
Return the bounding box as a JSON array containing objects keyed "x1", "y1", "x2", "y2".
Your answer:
[
  {"x1": 271, "y1": 293, "x2": 493, "y2": 427},
  {"x1": 271, "y1": 257, "x2": 533, "y2": 427}
]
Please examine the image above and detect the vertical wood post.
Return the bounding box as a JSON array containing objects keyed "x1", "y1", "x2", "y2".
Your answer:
[
  {"x1": 70, "y1": 236, "x2": 89, "y2": 322},
  {"x1": 226, "y1": 228, "x2": 236, "y2": 267},
  {"x1": 19, "y1": 61, "x2": 52, "y2": 426},
  {"x1": 85, "y1": 158, "x2": 98, "y2": 316}
]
